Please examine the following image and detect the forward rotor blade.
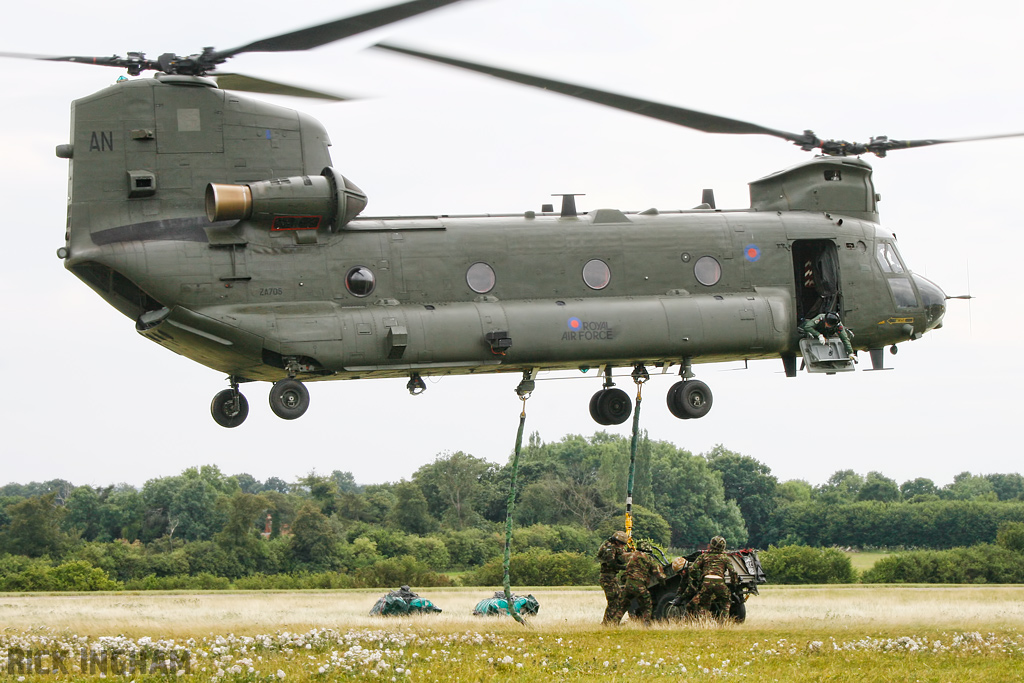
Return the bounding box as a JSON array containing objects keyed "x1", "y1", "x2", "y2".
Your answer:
[
  {"x1": 0, "y1": 51, "x2": 142, "y2": 69},
  {"x1": 214, "y1": 73, "x2": 352, "y2": 101},
  {"x1": 213, "y1": 0, "x2": 466, "y2": 61},
  {"x1": 374, "y1": 42, "x2": 814, "y2": 146}
]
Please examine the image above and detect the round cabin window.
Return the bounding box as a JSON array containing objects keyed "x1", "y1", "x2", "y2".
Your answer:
[
  {"x1": 345, "y1": 266, "x2": 376, "y2": 297},
  {"x1": 466, "y1": 262, "x2": 496, "y2": 293},
  {"x1": 694, "y1": 256, "x2": 721, "y2": 286},
  {"x1": 582, "y1": 259, "x2": 611, "y2": 290}
]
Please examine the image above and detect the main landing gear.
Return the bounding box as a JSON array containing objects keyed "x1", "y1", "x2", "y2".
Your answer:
[
  {"x1": 587, "y1": 359, "x2": 714, "y2": 425},
  {"x1": 210, "y1": 374, "x2": 311, "y2": 428},
  {"x1": 666, "y1": 357, "x2": 713, "y2": 420},
  {"x1": 589, "y1": 366, "x2": 633, "y2": 425}
]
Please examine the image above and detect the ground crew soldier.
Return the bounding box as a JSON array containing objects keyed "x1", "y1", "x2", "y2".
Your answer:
[
  {"x1": 688, "y1": 535, "x2": 731, "y2": 619},
  {"x1": 800, "y1": 311, "x2": 857, "y2": 361},
  {"x1": 596, "y1": 531, "x2": 628, "y2": 624},
  {"x1": 669, "y1": 556, "x2": 696, "y2": 610},
  {"x1": 609, "y1": 540, "x2": 663, "y2": 625}
]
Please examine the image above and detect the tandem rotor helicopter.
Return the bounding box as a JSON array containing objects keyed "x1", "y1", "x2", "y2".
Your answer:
[{"x1": 5, "y1": 0, "x2": 1021, "y2": 429}]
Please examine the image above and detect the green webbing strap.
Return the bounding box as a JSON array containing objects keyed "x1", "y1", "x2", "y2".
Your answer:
[
  {"x1": 502, "y1": 394, "x2": 529, "y2": 626},
  {"x1": 625, "y1": 365, "x2": 648, "y2": 550}
]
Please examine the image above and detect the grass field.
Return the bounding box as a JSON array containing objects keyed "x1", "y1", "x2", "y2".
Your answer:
[
  {"x1": 2, "y1": 586, "x2": 1023, "y2": 681},
  {"x1": 844, "y1": 550, "x2": 892, "y2": 573}
]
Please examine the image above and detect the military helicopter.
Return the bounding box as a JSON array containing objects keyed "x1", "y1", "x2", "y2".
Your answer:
[{"x1": 5, "y1": 1, "x2": 1018, "y2": 430}]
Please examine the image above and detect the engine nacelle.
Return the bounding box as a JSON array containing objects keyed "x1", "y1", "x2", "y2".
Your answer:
[{"x1": 205, "y1": 166, "x2": 367, "y2": 230}]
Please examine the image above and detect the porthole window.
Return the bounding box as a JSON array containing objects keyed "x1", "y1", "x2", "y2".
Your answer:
[
  {"x1": 582, "y1": 259, "x2": 611, "y2": 290},
  {"x1": 466, "y1": 262, "x2": 496, "y2": 293},
  {"x1": 694, "y1": 256, "x2": 721, "y2": 286},
  {"x1": 345, "y1": 266, "x2": 376, "y2": 297}
]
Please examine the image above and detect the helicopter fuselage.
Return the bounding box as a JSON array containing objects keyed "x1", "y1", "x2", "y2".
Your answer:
[{"x1": 59, "y1": 76, "x2": 946, "y2": 424}]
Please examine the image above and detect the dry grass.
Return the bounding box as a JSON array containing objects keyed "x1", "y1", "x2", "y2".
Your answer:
[
  {"x1": 3, "y1": 587, "x2": 1024, "y2": 681},
  {"x1": 2, "y1": 584, "x2": 1023, "y2": 637}
]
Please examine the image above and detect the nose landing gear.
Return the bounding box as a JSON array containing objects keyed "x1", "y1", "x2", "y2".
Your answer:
[
  {"x1": 210, "y1": 371, "x2": 310, "y2": 428},
  {"x1": 211, "y1": 378, "x2": 249, "y2": 428}
]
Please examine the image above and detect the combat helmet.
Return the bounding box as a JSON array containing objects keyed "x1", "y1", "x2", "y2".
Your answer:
[
  {"x1": 636, "y1": 539, "x2": 654, "y2": 553},
  {"x1": 709, "y1": 535, "x2": 727, "y2": 552},
  {"x1": 610, "y1": 530, "x2": 628, "y2": 544}
]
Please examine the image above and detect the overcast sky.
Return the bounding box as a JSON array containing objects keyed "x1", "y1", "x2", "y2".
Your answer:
[{"x1": 1, "y1": 0, "x2": 1021, "y2": 490}]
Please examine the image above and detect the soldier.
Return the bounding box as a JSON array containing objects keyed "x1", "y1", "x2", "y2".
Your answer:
[
  {"x1": 800, "y1": 311, "x2": 857, "y2": 361},
  {"x1": 668, "y1": 556, "x2": 696, "y2": 611},
  {"x1": 596, "y1": 530, "x2": 628, "y2": 624},
  {"x1": 688, "y1": 535, "x2": 731, "y2": 619},
  {"x1": 609, "y1": 539, "x2": 663, "y2": 625}
]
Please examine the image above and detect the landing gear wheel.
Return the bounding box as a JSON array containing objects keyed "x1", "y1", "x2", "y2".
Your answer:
[
  {"x1": 666, "y1": 382, "x2": 691, "y2": 419},
  {"x1": 589, "y1": 387, "x2": 632, "y2": 425},
  {"x1": 669, "y1": 380, "x2": 713, "y2": 419},
  {"x1": 211, "y1": 389, "x2": 249, "y2": 428},
  {"x1": 269, "y1": 379, "x2": 309, "y2": 420}
]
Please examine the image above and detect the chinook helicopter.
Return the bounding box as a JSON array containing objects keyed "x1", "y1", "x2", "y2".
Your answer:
[{"x1": 5, "y1": 2, "x2": 1018, "y2": 430}]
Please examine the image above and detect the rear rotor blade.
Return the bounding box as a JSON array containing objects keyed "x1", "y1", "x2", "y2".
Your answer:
[
  {"x1": 374, "y1": 42, "x2": 816, "y2": 147},
  {"x1": 869, "y1": 132, "x2": 1024, "y2": 154},
  {"x1": 213, "y1": 0, "x2": 466, "y2": 61}
]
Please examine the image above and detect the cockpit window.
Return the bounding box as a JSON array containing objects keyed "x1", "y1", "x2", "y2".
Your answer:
[
  {"x1": 876, "y1": 241, "x2": 906, "y2": 274},
  {"x1": 889, "y1": 277, "x2": 918, "y2": 308}
]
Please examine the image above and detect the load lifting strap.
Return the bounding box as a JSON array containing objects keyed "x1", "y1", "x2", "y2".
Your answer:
[
  {"x1": 501, "y1": 372, "x2": 535, "y2": 626},
  {"x1": 624, "y1": 364, "x2": 649, "y2": 551}
]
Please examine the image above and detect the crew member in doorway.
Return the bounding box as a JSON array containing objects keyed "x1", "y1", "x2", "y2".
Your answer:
[{"x1": 800, "y1": 312, "x2": 857, "y2": 362}]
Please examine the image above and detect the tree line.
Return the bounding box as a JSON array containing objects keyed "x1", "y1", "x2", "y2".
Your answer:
[{"x1": 2, "y1": 433, "x2": 1023, "y2": 589}]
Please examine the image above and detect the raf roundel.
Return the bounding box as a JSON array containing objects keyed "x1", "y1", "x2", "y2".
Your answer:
[
  {"x1": 568, "y1": 317, "x2": 582, "y2": 330},
  {"x1": 744, "y1": 244, "x2": 761, "y2": 262}
]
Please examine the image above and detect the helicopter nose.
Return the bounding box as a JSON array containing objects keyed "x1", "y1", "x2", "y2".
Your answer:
[{"x1": 914, "y1": 273, "x2": 946, "y2": 330}]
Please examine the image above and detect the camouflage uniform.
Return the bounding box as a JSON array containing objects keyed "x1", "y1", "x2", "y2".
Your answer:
[
  {"x1": 596, "y1": 531, "x2": 627, "y2": 624},
  {"x1": 688, "y1": 536, "x2": 731, "y2": 618},
  {"x1": 800, "y1": 313, "x2": 854, "y2": 355},
  {"x1": 671, "y1": 563, "x2": 696, "y2": 607},
  {"x1": 608, "y1": 545, "x2": 662, "y2": 625}
]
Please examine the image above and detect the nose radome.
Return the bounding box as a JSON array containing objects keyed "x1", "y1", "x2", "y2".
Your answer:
[{"x1": 913, "y1": 274, "x2": 946, "y2": 330}]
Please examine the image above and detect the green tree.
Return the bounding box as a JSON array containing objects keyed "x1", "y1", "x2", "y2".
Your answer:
[
  {"x1": 900, "y1": 477, "x2": 938, "y2": 500},
  {"x1": 986, "y1": 473, "x2": 1024, "y2": 501},
  {"x1": 263, "y1": 477, "x2": 290, "y2": 493},
  {"x1": 62, "y1": 485, "x2": 107, "y2": 541},
  {"x1": 776, "y1": 479, "x2": 813, "y2": 504},
  {"x1": 815, "y1": 470, "x2": 864, "y2": 504},
  {"x1": 386, "y1": 480, "x2": 438, "y2": 534},
  {"x1": 233, "y1": 473, "x2": 262, "y2": 494},
  {"x1": 289, "y1": 503, "x2": 343, "y2": 571},
  {"x1": 706, "y1": 445, "x2": 778, "y2": 546},
  {"x1": 299, "y1": 471, "x2": 339, "y2": 515},
  {"x1": 943, "y1": 472, "x2": 997, "y2": 501},
  {"x1": 1, "y1": 493, "x2": 70, "y2": 557},
  {"x1": 413, "y1": 451, "x2": 494, "y2": 529},
  {"x1": 330, "y1": 470, "x2": 360, "y2": 494},
  {"x1": 858, "y1": 471, "x2": 901, "y2": 503},
  {"x1": 760, "y1": 545, "x2": 856, "y2": 584},
  {"x1": 996, "y1": 521, "x2": 1024, "y2": 552},
  {"x1": 648, "y1": 441, "x2": 747, "y2": 547},
  {"x1": 99, "y1": 486, "x2": 146, "y2": 541}
]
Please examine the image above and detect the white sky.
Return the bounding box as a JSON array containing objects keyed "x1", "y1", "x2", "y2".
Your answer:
[{"x1": 1, "y1": 0, "x2": 1021, "y2": 490}]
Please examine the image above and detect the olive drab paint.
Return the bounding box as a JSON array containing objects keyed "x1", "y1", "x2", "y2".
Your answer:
[
  {"x1": 55, "y1": 75, "x2": 948, "y2": 427},
  {"x1": 11, "y1": 0, "x2": 972, "y2": 426}
]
